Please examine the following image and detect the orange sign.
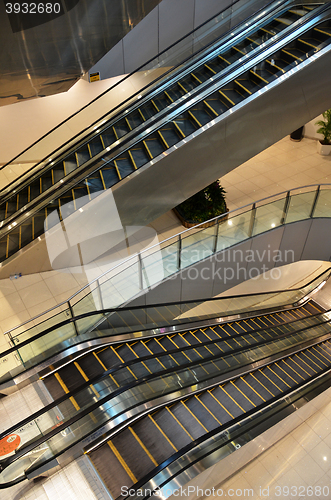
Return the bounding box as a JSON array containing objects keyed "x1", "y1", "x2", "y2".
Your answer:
[{"x1": 0, "y1": 434, "x2": 21, "y2": 456}]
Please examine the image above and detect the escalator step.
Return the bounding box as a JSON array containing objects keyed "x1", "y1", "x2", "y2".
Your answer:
[
  {"x1": 114, "y1": 157, "x2": 135, "y2": 178},
  {"x1": 144, "y1": 135, "x2": 164, "y2": 157},
  {"x1": 64, "y1": 155, "x2": 78, "y2": 174},
  {"x1": 100, "y1": 168, "x2": 119, "y2": 189},
  {"x1": 129, "y1": 147, "x2": 150, "y2": 168},
  {"x1": 101, "y1": 129, "x2": 116, "y2": 147},
  {"x1": 153, "y1": 407, "x2": 192, "y2": 449},
  {"x1": 111, "y1": 431, "x2": 158, "y2": 479},
  {"x1": 113, "y1": 121, "x2": 130, "y2": 138},
  {"x1": 89, "y1": 136, "x2": 104, "y2": 156},
  {"x1": 53, "y1": 165, "x2": 65, "y2": 183},
  {"x1": 76, "y1": 147, "x2": 90, "y2": 166},
  {"x1": 90, "y1": 443, "x2": 134, "y2": 496},
  {"x1": 126, "y1": 110, "x2": 144, "y2": 129}
]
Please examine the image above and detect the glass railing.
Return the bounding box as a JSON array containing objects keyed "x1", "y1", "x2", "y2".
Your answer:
[
  {"x1": 127, "y1": 363, "x2": 331, "y2": 500},
  {"x1": 3, "y1": 183, "x2": 330, "y2": 347},
  {"x1": 1, "y1": 309, "x2": 330, "y2": 488},
  {"x1": 0, "y1": 0, "x2": 282, "y2": 193},
  {"x1": 1, "y1": 264, "x2": 329, "y2": 384}
]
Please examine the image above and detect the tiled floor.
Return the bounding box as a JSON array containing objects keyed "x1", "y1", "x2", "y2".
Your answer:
[
  {"x1": 221, "y1": 136, "x2": 331, "y2": 212},
  {"x1": 1, "y1": 134, "x2": 331, "y2": 499},
  {"x1": 217, "y1": 394, "x2": 331, "y2": 500}
]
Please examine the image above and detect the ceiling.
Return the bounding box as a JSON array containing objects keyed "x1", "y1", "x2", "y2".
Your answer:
[{"x1": 0, "y1": 0, "x2": 161, "y2": 106}]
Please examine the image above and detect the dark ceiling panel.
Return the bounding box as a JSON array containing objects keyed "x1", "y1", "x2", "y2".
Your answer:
[{"x1": 0, "y1": 0, "x2": 161, "y2": 106}]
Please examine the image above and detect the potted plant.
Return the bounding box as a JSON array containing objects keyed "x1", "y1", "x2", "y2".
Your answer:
[
  {"x1": 173, "y1": 181, "x2": 227, "y2": 229},
  {"x1": 316, "y1": 109, "x2": 331, "y2": 155}
]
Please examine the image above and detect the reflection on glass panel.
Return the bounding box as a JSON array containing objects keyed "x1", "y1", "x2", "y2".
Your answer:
[
  {"x1": 252, "y1": 199, "x2": 285, "y2": 236},
  {"x1": 17, "y1": 323, "x2": 76, "y2": 366},
  {"x1": 100, "y1": 262, "x2": 141, "y2": 309},
  {"x1": 313, "y1": 189, "x2": 331, "y2": 218},
  {"x1": 217, "y1": 211, "x2": 251, "y2": 252},
  {"x1": 181, "y1": 226, "x2": 215, "y2": 269},
  {"x1": 141, "y1": 242, "x2": 178, "y2": 289},
  {"x1": 286, "y1": 191, "x2": 316, "y2": 224}
]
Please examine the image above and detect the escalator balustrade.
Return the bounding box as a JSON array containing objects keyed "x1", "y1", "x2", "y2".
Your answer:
[
  {"x1": 0, "y1": 4, "x2": 327, "y2": 261},
  {"x1": 89, "y1": 338, "x2": 331, "y2": 499}
]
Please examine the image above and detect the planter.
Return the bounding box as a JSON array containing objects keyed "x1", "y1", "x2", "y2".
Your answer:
[
  {"x1": 173, "y1": 205, "x2": 228, "y2": 229},
  {"x1": 317, "y1": 140, "x2": 331, "y2": 156}
]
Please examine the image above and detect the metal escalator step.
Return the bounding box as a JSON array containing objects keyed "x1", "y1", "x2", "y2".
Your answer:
[
  {"x1": 251, "y1": 370, "x2": 282, "y2": 397},
  {"x1": 144, "y1": 135, "x2": 164, "y2": 157},
  {"x1": 64, "y1": 155, "x2": 78, "y2": 174},
  {"x1": 126, "y1": 110, "x2": 144, "y2": 129},
  {"x1": 76, "y1": 146, "x2": 90, "y2": 166},
  {"x1": 224, "y1": 381, "x2": 257, "y2": 411},
  {"x1": 90, "y1": 443, "x2": 134, "y2": 496},
  {"x1": 101, "y1": 128, "x2": 116, "y2": 147},
  {"x1": 139, "y1": 102, "x2": 158, "y2": 119},
  {"x1": 0, "y1": 241, "x2": 7, "y2": 261},
  {"x1": 20, "y1": 223, "x2": 32, "y2": 246},
  {"x1": 5, "y1": 201, "x2": 17, "y2": 218},
  {"x1": 199, "y1": 390, "x2": 233, "y2": 424},
  {"x1": 97, "y1": 347, "x2": 122, "y2": 369},
  {"x1": 115, "y1": 344, "x2": 138, "y2": 362},
  {"x1": 243, "y1": 373, "x2": 274, "y2": 400},
  {"x1": 184, "y1": 396, "x2": 221, "y2": 431},
  {"x1": 158, "y1": 126, "x2": 181, "y2": 148},
  {"x1": 153, "y1": 94, "x2": 171, "y2": 111},
  {"x1": 261, "y1": 365, "x2": 291, "y2": 392},
  {"x1": 173, "y1": 115, "x2": 197, "y2": 137},
  {"x1": 281, "y1": 48, "x2": 305, "y2": 61},
  {"x1": 131, "y1": 417, "x2": 176, "y2": 464},
  {"x1": 43, "y1": 373, "x2": 67, "y2": 400},
  {"x1": 145, "y1": 337, "x2": 169, "y2": 353},
  {"x1": 76, "y1": 354, "x2": 105, "y2": 380},
  {"x1": 53, "y1": 165, "x2": 65, "y2": 183},
  {"x1": 166, "y1": 84, "x2": 186, "y2": 101},
  {"x1": 98, "y1": 168, "x2": 117, "y2": 189},
  {"x1": 298, "y1": 37, "x2": 321, "y2": 49},
  {"x1": 153, "y1": 407, "x2": 192, "y2": 449},
  {"x1": 169, "y1": 401, "x2": 208, "y2": 439},
  {"x1": 113, "y1": 121, "x2": 130, "y2": 138},
  {"x1": 89, "y1": 136, "x2": 104, "y2": 156},
  {"x1": 115, "y1": 156, "x2": 135, "y2": 178},
  {"x1": 220, "y1": 88, "x2": 246, "y2": 106},
  {"x1": 178, "y1": 75, "x2": 200, "y2": 92},
  {"x1": 7, "y1": 230, "x2": 19, "y2": 257},
  {"x1": 191, "y1": 67, "x2": 213, "y2": 83},
  {"x1": 111, "y1": 431, "x2": 158, "y2": 480},
  {"x1": 86, "y1": 175, "x2": 104, "y2": 194},
  {"x1": 55, "y1": 363, "x2": 87, "y2": 392},
  {"x1": 29, "y1": 179, "x2": 41, "y2": 199},
  {"x1": 211, "y1": 385, "x2": 243, "y2": 418},
  {"x1": 41, "y1": 176, "x2": 53, "y2": 192},
  {"x1": 189, "y1": 107, "x2": 213, "y2": 127},
  {"x1": 129, "y1": 147, "x2": 150, "y2": 168}
]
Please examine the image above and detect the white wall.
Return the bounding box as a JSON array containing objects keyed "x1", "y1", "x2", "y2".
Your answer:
[{"x1": 87, "y1": 0, "x2": 235, "y2": 80}]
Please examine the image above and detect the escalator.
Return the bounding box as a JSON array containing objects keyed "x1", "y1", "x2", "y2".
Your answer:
[
  {"x1": 39, "y1": 301, "x2": 321, "y2": 400},
  {"x1": 89, "y1": 337, "x2": 331, "y2": 499},
  {"x1": 0, "y1": 296, "x2": 330, "y2": 488},
  {"x1": 0, "y1": 1, "x2": 330, "y2": 262}
]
